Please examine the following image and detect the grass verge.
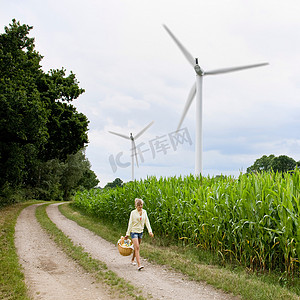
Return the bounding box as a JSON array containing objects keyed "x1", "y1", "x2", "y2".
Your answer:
[
  {"x1": 0, "y1": 201, "x2": 37, "y2": 300},
  {"x1": 60, "y1": 203, "x2": 300, "y2": 300},
  {"x1": 35, "y1": 203, "x2": 147, "y2": 300}
]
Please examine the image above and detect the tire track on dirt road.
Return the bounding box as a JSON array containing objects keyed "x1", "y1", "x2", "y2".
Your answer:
[
  {"x1": 47, "y1": 203, "x2": 240, "y2": 300},
  {"x1": 15, "y1": 204, "x2": 115, "y2": 300}
]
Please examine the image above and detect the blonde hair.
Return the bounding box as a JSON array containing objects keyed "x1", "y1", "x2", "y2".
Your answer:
[{"x1": 135, "y1": 198, "x2": 144, "y2": 206}]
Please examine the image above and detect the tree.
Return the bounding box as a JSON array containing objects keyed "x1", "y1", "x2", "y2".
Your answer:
[
  {"x1": 105, "y1": 178, "x2": 123, "y2": 189},
  {"x1": 33, "y1": 149, "x2": 99, "y2": 201},
  {"x1": 34, "y1": 158, "x2": 65, "y2": 201},
  {"x1": 38, "y1": 68, "x2": 88, "y2": 161},
  {"x1": 0, "y1": 20, "x2": 48, "y2": 189},
  {"x1": 247, "y1": 154, "x2": 296, "y2": 173},
  {"x1": 60, "y1": 149, "x2": 99, "y2": 200},
  {"x1": 246, "y1": 155, "x2": 275, "y2": 173},
  {"x1": 0, "y1": 20, "x2": 90, "y2": 203},
  {"x1": 78, "y1": 168, "x2": 99, "y2": 191},
  {"x1": 270, "y1": 155, "x2": 296, "y2": 173}
]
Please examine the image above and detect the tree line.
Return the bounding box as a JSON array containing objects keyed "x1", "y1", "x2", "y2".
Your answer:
[{"x1": 0, "y1": 20, "x2": 98, "y2": 205}]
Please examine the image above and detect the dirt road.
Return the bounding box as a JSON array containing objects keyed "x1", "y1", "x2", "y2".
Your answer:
[
  {"x1": 15, "y1": 203, "x2": 239, "y2": 299},
  {"x1": 15, "y1": 204, "x2": 114, "y2": 300}
]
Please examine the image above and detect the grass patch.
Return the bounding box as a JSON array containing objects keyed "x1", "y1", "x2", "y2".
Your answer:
[
  {"x1": 59, "y1": 203, "x2": 125, "y2": 245},
  {"x1": 60, "y1": 203, "x2": 300, "y2": 300},
  {"x1": 36, "y1": 203, "x2": 146, "y2": 300},
  {"x1": 0, "y1": 201, "x2": 38, "y2": 300}
]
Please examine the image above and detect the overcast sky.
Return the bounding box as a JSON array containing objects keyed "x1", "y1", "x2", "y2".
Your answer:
[{"x1": 2, "y1": 0, "x2": 300, "y2": 186}]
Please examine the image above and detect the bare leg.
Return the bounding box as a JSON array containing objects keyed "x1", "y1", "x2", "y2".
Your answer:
[
  {"x1": 132, "y1": 238, "x2": 142, "y2": 267},
  {"x1": 131, "y1": 249, "x2": 136, "y2": 263}
]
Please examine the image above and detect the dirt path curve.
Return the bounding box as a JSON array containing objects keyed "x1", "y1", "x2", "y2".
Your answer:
[
  {"x1": 47, "y1": 203, "x2": 239, "y2": 300},
  {"x1": 15, "y1": 204, "x2": 115, "y2": 300}
]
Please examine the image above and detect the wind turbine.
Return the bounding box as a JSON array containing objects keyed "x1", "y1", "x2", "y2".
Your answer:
[
  {"x1": 163, "y1": 24, "x2": 268, "y2": 176},
  {"x1": 109, "y1": 121, "x2": 154, "y2": 181}
]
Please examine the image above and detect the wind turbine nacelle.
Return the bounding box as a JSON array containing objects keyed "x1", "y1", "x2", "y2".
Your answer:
[{"x1": 194, "y1": 65, "x2": 204, "y2": 76}]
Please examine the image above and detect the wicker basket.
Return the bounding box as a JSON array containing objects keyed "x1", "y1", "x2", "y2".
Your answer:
[{"x1": 118, "y1": 243, "x2": 133, "y2": 256}]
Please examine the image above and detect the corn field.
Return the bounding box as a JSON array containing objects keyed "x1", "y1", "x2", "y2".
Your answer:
[{"x1": 74, "y1": 170, "x2": 300, "y2": 275}]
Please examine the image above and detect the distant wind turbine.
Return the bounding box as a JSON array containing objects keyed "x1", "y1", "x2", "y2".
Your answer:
[
  {"x1": 109, "y1": 121, "x2": 154, "y2": 181},
  {"x1": 163, "y1": 24, "x2": 268, "y2": 176}
]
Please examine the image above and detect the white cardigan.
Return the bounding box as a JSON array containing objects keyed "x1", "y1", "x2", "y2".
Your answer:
[{"x1": 126, "y1": 208, "x2": 152, "y2": 236}]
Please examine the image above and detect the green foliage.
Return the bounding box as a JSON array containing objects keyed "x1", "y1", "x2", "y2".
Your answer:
[
  {"x1": 74, "y1": 170, "x2": 300, "y2": 276},
  {"x1": 247, "y1": 155, "x2": 275, "y2": 173},
  {"x1": 105, "y1": 178, "x2": 123, "y2": 189},
  {"x1": 60, "y1": 150, "x2": 99, "y2": 200},
  {"x1": 34, "y1": 159, "x2": 65, "y2": 201},
  {"x1": 34, "y1": 149, "x2": 99, "y2": 201},
  {"x1": 271, "y1": 155, "x2": 297, "y2": 173},
  {"x1": 0, "y1": 203, "x2": 32, "y2": 299},
  {"x1": 0, "y1": 20, "x2": 48, "y2": 189},
  {"x1": 0, "y1": 19, "x2": 92, "y2": 203},
  {"x1": 78, "y1": 168, "x2": 100, "y2": 191},
  {"x1": 38, "y1": 68, "x2": 88, "y2": 161},
  {"x1": 247, "y1": 154, "x2": 296, "y2": 173}
]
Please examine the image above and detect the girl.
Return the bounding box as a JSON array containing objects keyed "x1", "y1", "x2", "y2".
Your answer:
[{"x1": 125, "y1": 198, "x2": 153, "y2": 270}]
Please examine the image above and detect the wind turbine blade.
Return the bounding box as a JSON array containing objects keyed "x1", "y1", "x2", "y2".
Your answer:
[
  {"x1": 205, "y1": 63, "x2": 269, "y2": 75},
  {"x1": 177, "y1": 82, "x2": 196, "y2": 131},
  {"x1": 135, "y1": 121, "x2": 154, "y2": 139},
  {"x1": 108, "y1": 131, "x2": 130, "y2": 140},
  {"x1": 132, "y1": 140, "x2": 139, "y2": 168},
  {"x1": 163, "y1": 24, "x2": 195, "y2": 67}
]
